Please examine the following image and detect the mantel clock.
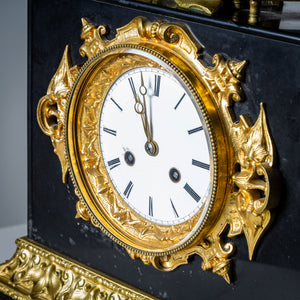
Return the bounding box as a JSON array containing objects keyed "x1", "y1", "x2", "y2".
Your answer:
[{"x1": 35, "y1": 17, "x2": 278, "y2": 283}]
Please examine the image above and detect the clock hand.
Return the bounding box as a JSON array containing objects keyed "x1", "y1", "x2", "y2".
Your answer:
[
  {"x1": 129, "y1": 77, "x2": 150, "y2": 138},
  {"x1": 139, "y1": 72, "x2": 152, "y2": 139},
  {"x1": 129, "y1": 75, "x2": 158, "y2": 156},
  {"x1": 139, "y1": 72, "x2": 159, "y2": 156}
]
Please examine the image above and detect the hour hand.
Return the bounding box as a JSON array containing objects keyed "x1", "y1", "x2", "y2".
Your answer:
[{"x1": 128, "y1": 77, "x2": 147, "y2": 126}]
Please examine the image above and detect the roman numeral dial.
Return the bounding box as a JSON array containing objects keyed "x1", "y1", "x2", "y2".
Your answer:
[{"x1": 99, "y1": 66, "x2": 213, "y2": 226}]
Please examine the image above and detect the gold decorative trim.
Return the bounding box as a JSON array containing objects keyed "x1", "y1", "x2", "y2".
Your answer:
[
  {"x1": 202, "y1": 53, "x2": 279, "y2": 259},
  {"x1": 36, "y1": 46, "x2": 80, "y2": 183},
  {"x1": 36, "y1": 17, "x2": 279, "y2": 283},
  {"x1": 0, "y1": 238, "x2": 157, "y2": 300},
  {"x1": 174, "y1": 0, "x2": 223, "y2": 14},
  {"x1": 130, "y1": 1, "x2": 273, "y2": 25}
]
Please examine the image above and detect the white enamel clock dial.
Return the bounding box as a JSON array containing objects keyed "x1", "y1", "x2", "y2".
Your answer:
[{"x1": 99, "y1": 66, "x2": 213, "y2": 225}]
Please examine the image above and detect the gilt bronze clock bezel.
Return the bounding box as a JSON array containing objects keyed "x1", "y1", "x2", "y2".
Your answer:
[
  {"x1": 64, "y1": 43, "x2": 227, "y2": 256},
  {"x1": 36, "y1": 17, "x2": 278, "y2": 283}
]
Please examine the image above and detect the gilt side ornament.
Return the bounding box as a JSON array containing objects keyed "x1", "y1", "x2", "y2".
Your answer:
[{"x1": 36, "y1": 17, "x2": 279, "y2": 283}]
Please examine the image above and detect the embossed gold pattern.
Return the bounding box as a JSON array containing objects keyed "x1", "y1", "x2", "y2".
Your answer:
[
  {"x1": 0, "y1": 238, "x2": 156, "y2": 300},
  {"x1": 36, "y1": 17, "x2": 279, "y2": 283}
]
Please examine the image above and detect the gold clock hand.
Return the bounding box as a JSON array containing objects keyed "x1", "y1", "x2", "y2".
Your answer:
[
  {"x1": 139, "y1": 72, "x2": 159, "y2": 156},
  {"x1": 131, "y1": 80, "x2": 150, "y2": 140},
  {"x1": 139, "y1": 72, "x2": 152, "y2": 140},
  {"x1": 129, "y1": 75, "x2": 158, "y2": 156}
]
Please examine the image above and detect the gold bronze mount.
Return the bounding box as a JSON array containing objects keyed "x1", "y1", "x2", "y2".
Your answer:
[
  {"x1": 0, "y1": 238, "x2": 156, "y2": 300},
  {"x1": 133, "y1": 1, "x2": 276, "y2": 24},
  {"x1": 36, "y1": 17, "x2": 279, "y2": 283},
  {"x1": 132, "y1": 0, "x2": 223, "y2": 15}
]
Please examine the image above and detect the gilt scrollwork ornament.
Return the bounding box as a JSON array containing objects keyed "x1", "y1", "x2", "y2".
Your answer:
[
  {"x1": 0, "y1": 238, "x2": 156, "y2": 300},
  {"x1": 36, "y1": 17, "x2": 279, "y2": 283},
  {"x1": 37, "y1": 46, "x2": 80, "y2": 183}
]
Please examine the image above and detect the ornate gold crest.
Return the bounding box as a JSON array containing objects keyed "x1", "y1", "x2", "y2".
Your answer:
[{"x1": 35, "y1": 17, "x2": 279, "y2": 283}]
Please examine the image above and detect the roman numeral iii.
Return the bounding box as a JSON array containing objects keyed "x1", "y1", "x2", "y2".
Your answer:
[
  {"x1": 192, "y1": 159, "x2": 210, "y2": 170},
  {"x1": 188, "y1": 126, "x2": 203, "y2": 135}
]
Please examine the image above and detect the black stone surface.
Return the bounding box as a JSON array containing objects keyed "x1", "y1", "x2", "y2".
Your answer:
[
  {"x1": 0, "y1": 292, "x2": 12, "y2": 300},
  {"x1": 28, "y1": 0, "x2": 300, "y2": 299}
]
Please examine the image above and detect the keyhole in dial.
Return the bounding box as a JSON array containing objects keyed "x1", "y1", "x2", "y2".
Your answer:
[
  {"x1": 125, "y1": 151, "x2": 135, "y2": 166},
  {"x1": 169, "y1": 168, "x2": 181, "y2": 183}
]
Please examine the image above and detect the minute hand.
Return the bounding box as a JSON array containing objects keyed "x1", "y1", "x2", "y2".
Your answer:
[
  {"x1": 128, "y1": 75, "x2": 158, "y2": 156},
  {"x1": 139, "y1": 72, "x2": 152, "y2": 141},
  {"x1": 129, "y1": 77, "x2": 151, "y2": 140},
  {"x1": 139, "y1": 72, "x2": 158, "y2": 156}
]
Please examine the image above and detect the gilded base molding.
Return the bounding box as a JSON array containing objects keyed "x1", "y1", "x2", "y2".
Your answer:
[{"x1": 0, "y1": 237, "x2": 156, "y2": 300}]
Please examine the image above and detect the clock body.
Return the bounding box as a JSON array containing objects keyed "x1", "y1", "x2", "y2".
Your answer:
[{"x1": 25, "y1": 0, "x2": 300, "y2": 298}]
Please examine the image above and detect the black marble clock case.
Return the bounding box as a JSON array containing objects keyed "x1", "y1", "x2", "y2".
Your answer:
[{"x1": 27, "y1": 0, "x2": 300, "y2": 299}]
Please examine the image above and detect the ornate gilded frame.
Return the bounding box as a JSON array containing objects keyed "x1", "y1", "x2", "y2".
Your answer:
[
  {"x1": 34, "y1": 17, "x2": 279, "y2": 283},
  {"x1": 65, "y1": 45, "x2": 226, "y2": 259}
]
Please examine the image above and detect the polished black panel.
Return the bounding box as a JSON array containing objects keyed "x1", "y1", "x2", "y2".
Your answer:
[
  {"x1": 28, "y1": 0, "x2": 300, "y2": 299},
  {"x1": 0, "y1": 292, "x2": 13, "y2": 300}
]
